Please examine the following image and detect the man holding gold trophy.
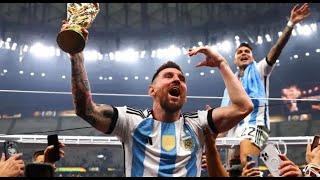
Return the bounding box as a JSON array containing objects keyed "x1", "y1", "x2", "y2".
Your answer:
[
  {"x1": 57, "y1": 3, "x2": 99, "y2": 54},
  {"x1": 58, "y1": 3, "x2": 253, "y2": 177}
]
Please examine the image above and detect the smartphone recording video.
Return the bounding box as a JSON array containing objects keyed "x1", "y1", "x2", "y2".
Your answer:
[
  {"x1": 47, "y1": 134, "x2": 60, "y2": 162},
  {"x1": 3, "y1": 141, "x2": 20, "y2": 160},
  {"x1": 247, "y1": 154, "x2": 259, "y2": 168}
]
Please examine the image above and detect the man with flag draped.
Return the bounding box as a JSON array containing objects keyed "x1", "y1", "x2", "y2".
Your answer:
[{"x1": 221, "y1": 3, "x2": 310, "y2": 169}]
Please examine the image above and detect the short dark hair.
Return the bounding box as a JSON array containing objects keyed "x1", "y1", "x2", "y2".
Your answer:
[
  {"x1": 151, "y1": 61, "x2": 183, "y2": 83},
  {"x1": 33, "y1": 150, "x2": 44, "y2": 159},
  {"x1": 236, "y1": 42, "x2": 253, "y2": 51}
]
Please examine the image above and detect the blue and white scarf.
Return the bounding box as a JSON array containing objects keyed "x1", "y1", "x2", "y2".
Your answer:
[{"x1": 221, "y1": 61, "x2": 267, "y2": 121}]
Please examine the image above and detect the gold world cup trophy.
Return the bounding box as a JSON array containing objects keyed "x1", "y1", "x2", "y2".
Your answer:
[{"x1": 57, "y1": 3, "x2": 100, "y2": 54}]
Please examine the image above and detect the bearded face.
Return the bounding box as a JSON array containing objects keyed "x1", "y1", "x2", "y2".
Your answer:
[{"x1": 150, "y1": 68, "x2": 187, "y2": 114}]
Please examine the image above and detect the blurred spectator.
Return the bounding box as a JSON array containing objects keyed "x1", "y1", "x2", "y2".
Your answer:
[
  {"x1": 281, "y1": 85, "x2": 301, "y2": 113},
  {"x1": 33, "y1": 141, "x2": 65, "y2": 169}
]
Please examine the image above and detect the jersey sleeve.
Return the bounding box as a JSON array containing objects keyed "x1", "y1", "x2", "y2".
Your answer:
[
  {"x1": 256, "y1": 57, "x2": 275, "y2": 77},
  {"x1": 106, "y1": 106, "x2": 143, "y2": 142},
  {"x1": 198, "y1": 109, "x2": 219, "y2": 134},
  {"x1": 185, "y1": 109, "x2": 219, "y2": 139}
]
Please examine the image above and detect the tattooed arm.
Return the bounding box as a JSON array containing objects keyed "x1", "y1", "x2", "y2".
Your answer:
[
  {"x1": 59, "y1": 19, "x2": 115, "y2": 133},
  {"x1": 267, "y1": 3, "x2": 310, "y2": 65},
  {"x1": 70, "y1": 53, "x2": 115, "y2": 133}
]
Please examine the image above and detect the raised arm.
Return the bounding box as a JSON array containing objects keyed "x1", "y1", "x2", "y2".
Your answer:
[
  {"x1": 267, "y1": 3, "x2": 310, "y2": 65},
  {"x1": 188, "y1": 47, "x2": 253, "y2": 133},
  {"x1": 204, "y1": 128, "x2": 229, "y2": 177},
  {"x1": 61, "y1": 22, "x2": 115, "y2": 133}
]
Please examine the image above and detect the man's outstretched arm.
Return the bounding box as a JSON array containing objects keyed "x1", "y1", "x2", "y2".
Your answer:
[
  {"x1": 188, "y1": 47, "x2": 253, "y2": 133},
  {"x1": 70, "y1": 52, "x2": 115, "y2": 133},
  {"x1": 267, "y1": 3, "x2": 310, "y2": 65},
  {"x1": 60, "y1": 21, "x2": 116, "y2": 133}
]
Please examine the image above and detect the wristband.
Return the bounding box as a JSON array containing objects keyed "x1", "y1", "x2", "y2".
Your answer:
[{"x1": 287, "y1": 20, "x2": 294, "y2": 28}]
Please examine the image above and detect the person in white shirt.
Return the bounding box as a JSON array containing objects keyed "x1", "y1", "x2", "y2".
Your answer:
[
  {"x1": 224, "y1": 3, "x2": 310, "y2": 169},
  {"x1": 59, "y1": 20, "x2": 254, "y2": 176}
]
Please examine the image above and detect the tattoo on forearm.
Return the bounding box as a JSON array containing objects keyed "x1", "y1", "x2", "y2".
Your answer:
[
  {"x1": 268, "y1": 26, "x2": 293, "y2": 64},
  {"x1": 83, "y1": 80, "x2": 91, "y2": 92}
]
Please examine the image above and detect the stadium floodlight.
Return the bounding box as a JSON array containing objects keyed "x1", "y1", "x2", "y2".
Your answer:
[
  {"x1": 41, "y1": 73, "x2": 46, "y2": 77},
  {"x1": 210, "y1": 45, "x2": 218, "y2": 51},
  {"x1": 156, "y1": 48, "x2": 165, "y2": 59},
  {"x1": 97, "y1": 53, "x2": 103, "y2": 60},
  {"x1": 235, "y1": 40, "x2": 240, "y2": 48},
  {"x1": 23, "y1": 45, "x2": 28, "y2": 52},
  {"x1": 108, "y1": 76, "x2": 112, "y2": 80},
  {"x1": 235, "y1": 35, "x2": 240, "y2": 40},
  {"x1": 99, "y1": 76, "x2": 103, "y2": 80},
  {"x1": 316, "y1": 49, "x2": 320, "y2": 53},
  {"x1": 145, "y1": 76, "x2": 149, "y2": 80},
  {"x1": 305, "y1": 52, "x2": 310, "y2": 56},
  {"x1": 11, "y1": 43, "x2": 17, "y2": 51},
  {"x1": 265, "y1": 34, "x2": 272, "y2": 42},
  {"x1": 151, "y1": 50, "x2": 156, "y2": 58},
  {"x1": 115, "y1": 48, "x2": 139, "y2": 62},
  {"x1": 19, "y1": 70, "x2": 24, "y2": 75},
  {"x1": 55, "y1": 48, "x2": 61, "y2": 57},
  {"x1": 97, "y1": 155, "x2": 104, "y2": 159},
  {"x1": 185, "y1": 73, "x2": 189, "y2": 77},
  {"x1": 30, "y1": 72, "x2": 35, "y2": 76},
  {"x1": 200, "y1": 72, "x2": 205, "y2": 76},
  {"x1": 296, "y1": 24, "x2": 312, "y2": 36},
  {"x1": 210, "y1": 70, "x2": 215, "y2": 74},
  {"x1": 293, "y1": 54, "x2": 298, "y2": 59},
  {"x1": 310, "y1": 23, "x2": 317, "y2": 32},
  {"x1": 221, "y1": 40, "x2": 232, "y2": 53},
  {"x1": 109, "y1": 52, "x2": 115, "y2": 60},
  {"x1": 83, "y1": 49, "x2": 101, "y2": 62},
  {"x1": 257, "y1": 36, "x2": 263, "y2": 44},
  {"x1": 198, "y1": 41, "x2": 203, "y2": 46},
  {"x1": 0, "y1": 40, "x2": 4, "y2": 48},
  {"x1": 30, "y1": 42, "x2": 55, "y2": 58},
  {"x1": 124, "y1": 76, "x2": 128, "y2": 80},
  {"x1": 292, "y1": 29, "x2": 297, "y2": 36},
  {"x1": 6, "y1": 37, "x2": 11, "y2": 42},
  {"x1": 134, "y1": 76, "x2": 139, "y2": 80},
  {"x1": 3, "y1": 69, "x2": 7, "y2": 73},
  {"x1": 140, "y1": 51, "x2": 146, "y2": 59},
  {"x1": 5, "y1": 42, "x2": 10, "y2": 49},
  {"x1": 167, "y1": 45, "x2": 181, "y2": 58},
  {"x1": 62, "y1": 75, "x2": 66, "y2": 79},
  {"x1": 181, "y1": 47, "x2": 187, "y2": 55}
]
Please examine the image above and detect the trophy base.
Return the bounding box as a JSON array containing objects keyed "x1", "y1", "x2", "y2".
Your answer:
[{"x1": 56, "y1": 29, "x2": 85, "y2": 54}]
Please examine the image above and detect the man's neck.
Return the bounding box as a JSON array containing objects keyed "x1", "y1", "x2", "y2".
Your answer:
[
  {"x1": 152, "y1": 103, "x2": 181, "y2": 122},
  {"x1": 238, "y1": 68, "x2": 245, "y2": 77}
]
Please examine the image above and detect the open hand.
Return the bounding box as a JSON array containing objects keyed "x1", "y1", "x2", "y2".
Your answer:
[
  {"x1": 60, "y1": 20, "x2": 89, "y2": 42},
  {"x1": 290, "y1": 3, "x2": 311, "y2": 25}
]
